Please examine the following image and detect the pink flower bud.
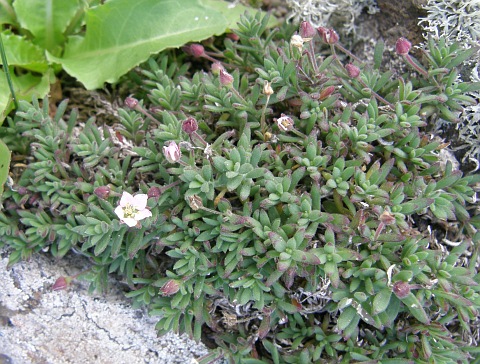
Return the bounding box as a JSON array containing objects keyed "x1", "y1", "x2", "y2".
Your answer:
[
  {"x1": 94, "y1": 186, "x2": 111, "y2": 199},
  {"x1": 211, "y1": 62, "x2": 224, "y2": 76},
  {"x1": 125, "y1": 96, "x2": 139, "y2": 109},
  {"x1": 162, "y1": 141, "x2": 181, "y2": 163},
  {"x1": 345, "y1": 63, "x2": 360, "y2": 78},
  {"x1": 392, "y1": 281, "x2": 411, "y2": 299},
  {"x1": 317, "y1": 27, "x2": 339, "y2": 44},
  {"x1": 184, "y1": 43, "x2": 205, "y2": 57},
  {"x1": 319, "y1": 85, "x2": 335, "y2": 100},
  {"x1": 300, "y1": 21, "x2": 316, "y2": 40},
  {"x1": 276, "y1": 114, "x2": 294, "y2": 132},
  {"x1": 147, "y1": 186, "x2": 161, "y2": 199},
  {"x1": 395, "y1": 38, "x2": 411, "y2": 56},
  {"x1": 161, "y1": 279, "x2": 181, "y2": 296},
  {"x1": 219, "y1": 69, "x2": 234, "y2": 86},
  {"x1": 226, "y1": 33, "x2": 240, "y2": 41},
  {"x1": 182, "y1": 117, "x2": 198, "y2": 134},
  {"x1": 52, "y1": 276, "x2": 71, "y2": 291}
]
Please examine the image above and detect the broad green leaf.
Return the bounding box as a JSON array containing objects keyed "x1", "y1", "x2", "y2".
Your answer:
[
  {"x1": 0, "y1": 69, "x2": 52, "y2": 123},
  {"x1": 0, "y1": 0, "x2": 16, "y2": 25},
  {"x1": 48, "y1": 0, "x2": 257, "y2": 89},
  {"x1": 0, "y1": 138, "x2": 10, "y2": 198},
  {"x1": 1, "y1": 32, "x2": 48, "y2": 72},
  {"x1": 13, "y1": 0, "x2": 81, "y2": 54}
]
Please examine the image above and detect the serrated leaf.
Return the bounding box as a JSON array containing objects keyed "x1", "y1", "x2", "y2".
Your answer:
[{"x1": 47, "y1": 0, "x2": 259, "y2": 89}]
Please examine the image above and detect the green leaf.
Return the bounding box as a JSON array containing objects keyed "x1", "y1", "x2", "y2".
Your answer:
[
  {"x1": 0, "y1": 139, "x2": 10, "y2": 198},
  {"x1": 0, "y1": 69, "x2": 52, "y2": 123},
  {"x1": 1, "y1": 32, "x2": 48, "y2": 72},
  {"x1": 47, "y1": 0, "x2": 258, "y2": 89},
  {"x1": 13, "y1": 0, "x2": 81, "y2": 54},
  {"x1": 399, "y1": 198, "x2": 434, "y2": 214},
  {"x1": 372, "y1": 288, "x2": 392, "y2": 315},
  {"x1": 337, "y1": 305, "x2": 356, "y2": 330}
]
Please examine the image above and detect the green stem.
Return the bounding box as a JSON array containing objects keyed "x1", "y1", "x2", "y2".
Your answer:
[{"x1": 0, "y1": 32, "x2": 18, "y2": 110}]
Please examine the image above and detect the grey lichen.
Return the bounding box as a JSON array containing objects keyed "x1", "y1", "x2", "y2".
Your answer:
[
  {"x1": 420, "y1": 0, "x2": 480, "y2": 165},
  {"x1": 286, "y1": 0, "x2": 379, "y2": 36}
]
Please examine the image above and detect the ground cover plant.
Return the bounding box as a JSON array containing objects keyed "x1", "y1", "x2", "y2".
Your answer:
[
  {"x1": 0, "y1": 0, "x2": 258, "y2": 119},
  {"x1": 1, "y1": 8, "x2": 480, "y2": 364}
]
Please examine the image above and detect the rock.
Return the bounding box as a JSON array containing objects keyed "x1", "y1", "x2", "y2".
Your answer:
[{"x1": 0, "y1": 248, "x2": 210, "y2": 364}]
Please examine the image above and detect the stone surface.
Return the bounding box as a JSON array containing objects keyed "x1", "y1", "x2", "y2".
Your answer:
[{"x1": 0, "y1": 248, "x2": 209, "y2": 364}]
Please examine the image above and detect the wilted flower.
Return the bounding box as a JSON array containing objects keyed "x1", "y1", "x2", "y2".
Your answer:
[
  {"x1": 290, "y1": 34, "x2": 304, "y2": 50},
  {"x1": 163, "y1": 141, "x2": 181, "y2": 163},
  {"x1": 114, "y1": 191, "x2": 152, "y2": 227},
  {"x1": 276, "y1": 114, "x2": 294, "y2": 132},
  {"x1": 317, "y1": 27, "x2": 339, "y2": 44},
  {"x1": 345, "y1": 63, "x2": 360, "y2": 78},
  {"x1": 187, "y1": 195, "x2": 203, "y2": 211},
  {"x1": 263, "y1": 81, "x2": 274, "y2": 96},
  {"x1": 161, "y1": 279, "x2": 181, "y2": 296},
  {"x1": 395, "y1": 38, "x2": 411, "y2": 56}
]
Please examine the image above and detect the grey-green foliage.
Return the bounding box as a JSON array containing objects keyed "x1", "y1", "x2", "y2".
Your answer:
[
  {"x1": 420, "y1": 0, "x2": 480, "y2": 164},
  {"x1": 1, "y1": 11, "x2": 480, "y2": 364}
]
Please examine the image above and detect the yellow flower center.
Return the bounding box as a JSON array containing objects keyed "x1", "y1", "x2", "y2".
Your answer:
[{"x1": 123, "y1": 203, "x2": 138, "y2": 218}]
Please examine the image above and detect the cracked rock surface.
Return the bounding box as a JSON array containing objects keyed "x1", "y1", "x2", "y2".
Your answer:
[{"x1": 0, "y1": 248, "x2": 209, "y2": 364}]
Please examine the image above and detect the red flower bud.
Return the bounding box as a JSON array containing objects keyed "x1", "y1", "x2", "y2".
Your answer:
[
  {"x1": 125, "y1": 96, "x2": 139, "y2": 109},
  {"x1": 226, "y1": 33, "x2": 240, "y2": 41},
  {"x1": 319, "y1": 85, "x2": 335, "y2": 100},
  {"x1": 184, "y1": 43, "x2": 205, "y2": 57},
  {"x1": 300, "y1": 21, "x2": 316, "y2": 40},
  {"x1": 182, "y1": 117, "x2": 198, "y2": 134},
  {"x1": 395, "y1": 38, "x2": 411, "y2": 56},
  {"x1": 94, "y1": 186, "x2": 111, "y2": 199},
  {"x1": 147, "y1": 186, "x2": 161, "y2": 199},
  {"x1": 345, "y1": 63, "x2": 360, "y2": 78},
  {"x1": 52, "y1": 276, "x2": 71, "y2": 291}
]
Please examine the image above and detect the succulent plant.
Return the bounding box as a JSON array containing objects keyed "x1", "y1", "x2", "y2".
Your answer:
[{"x1": 1, "y1": 11, "x2": 479, "y2": 364}]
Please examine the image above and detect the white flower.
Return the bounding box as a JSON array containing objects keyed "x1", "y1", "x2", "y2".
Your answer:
[
  {"x1": 114, "y1": 191, "x2": 152, "y2": 227},
  {"x1": 163, "y1": 141, "x2": 181, "y2": 163}
]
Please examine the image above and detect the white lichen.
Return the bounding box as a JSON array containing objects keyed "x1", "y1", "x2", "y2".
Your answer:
[
  {"x1": 420, "y1": 0, "x2": 480, "y2": 164},
  {"x1": 286, "y1": 0, "x2": 379, "y2": 36}
]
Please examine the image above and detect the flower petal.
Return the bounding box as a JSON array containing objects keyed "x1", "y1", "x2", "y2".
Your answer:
[
  {"x1": 119, "y1": 191, "x2": 135, "y2": 207},
  {"x1": 122, "y1": 218, "x2": 138, "y2": 227},
  {"x1": 132, "y1": 194, "x2": 148, "y2": 209},
  {"x1": 135, "y1": 209, "x2": 152, "y2": 221},
  {"x1": 114, "y1": 205, "x2": 125, "y2": 219}
]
